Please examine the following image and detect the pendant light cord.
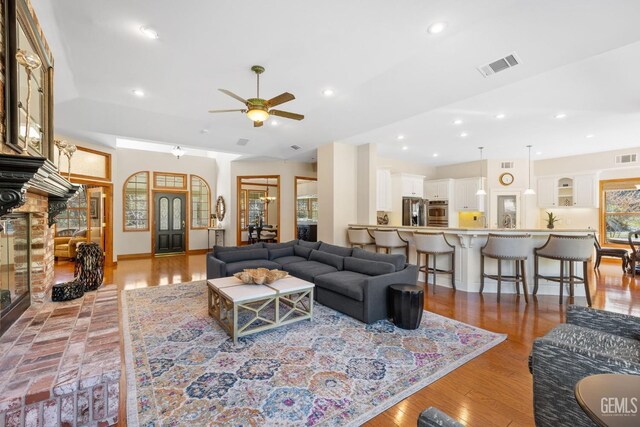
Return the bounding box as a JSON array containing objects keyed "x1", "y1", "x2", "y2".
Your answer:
[{"x1": 527, "y1": 145, "x2": 532, "y2": 189}]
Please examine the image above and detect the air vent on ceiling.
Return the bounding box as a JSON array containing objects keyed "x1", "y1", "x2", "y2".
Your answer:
[
  {"x1": 290, "y1": 145, "x2": 301, "y2": 150},
  {"x1": 477, "y1": 52, "x2": 520, "y2": 78},
  {"x1": 236, "y1": 138, "x2": 249, "y2": 146},
  {"x1": 501, "y1": 161, "x2": 514, "y2": 169},
  {"x1": 615, "y1": 153, "x2": 637, "y2": 164}
]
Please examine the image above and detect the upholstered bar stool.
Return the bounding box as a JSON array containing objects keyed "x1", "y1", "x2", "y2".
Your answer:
[
  {"x1": 371, "y1": 229, "x2": 408, "y2": 258},
  {"x1": 534, "y1": 234, "x2": 595, "y2": 306},
  {"x1": 480, "y1": 234, "x2": 531, "y2": 303},
  {"x1": 414, "y1": 232, "x2": 455, "y2": 292},
  {"x1": 347, "y1": 227, "x2": 375, "y2": 249}
]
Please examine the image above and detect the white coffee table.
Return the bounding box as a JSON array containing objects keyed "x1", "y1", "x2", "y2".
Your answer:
[{"x1": 207, "y1": 275, "x2": 314, "y2": 343}]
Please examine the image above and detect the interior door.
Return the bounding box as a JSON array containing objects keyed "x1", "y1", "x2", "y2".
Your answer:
[
  {"x1": 87, "y1": 187, "x2": 104, "y2": 250},
  {"x1": 154, "y1": 192, "x2": 186, "y2": 254}
]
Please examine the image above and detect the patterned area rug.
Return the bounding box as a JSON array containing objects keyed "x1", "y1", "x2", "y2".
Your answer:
[{"x1": 122, "y1": 281, "x2": 506, "y2": 426}]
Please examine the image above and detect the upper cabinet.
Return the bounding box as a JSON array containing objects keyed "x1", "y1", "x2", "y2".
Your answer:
[
  {"x1": 399, "y1": 174, "x2": 425, "y2": 198},
  {"x1": 376, "y1": 169, "x2": 392, "y2": 211},
  {"x1": 454, "y1": 177, "x2": 486, "y2": 211},
  {"x1": 537, "y1": 174, "x2": 597, "y2": 208},
  {"x1": 424, "y1": 179, "x2": 453, "y2": 200}
]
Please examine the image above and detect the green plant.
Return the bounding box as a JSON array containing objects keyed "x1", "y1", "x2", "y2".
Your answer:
[{"x1": 545, "y1": 211, "x2": 559, "y2": 227}]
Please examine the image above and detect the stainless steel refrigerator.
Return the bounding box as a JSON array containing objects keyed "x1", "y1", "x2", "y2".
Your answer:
[{"x1": 402, "y1": 197, "x2": 427, "y2": 226}]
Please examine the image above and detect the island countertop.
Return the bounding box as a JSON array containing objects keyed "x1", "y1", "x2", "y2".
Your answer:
[{"x1": 348, "y1": 224, "x2": 595, "y2": 234}]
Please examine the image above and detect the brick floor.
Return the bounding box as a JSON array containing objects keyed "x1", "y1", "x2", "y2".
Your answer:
[{"x1": 0, "y1": 285, "x2": 120, "y2": 426}]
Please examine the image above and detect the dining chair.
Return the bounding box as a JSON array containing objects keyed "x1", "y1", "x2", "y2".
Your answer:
[
  {"x1": 627, "y1": 231, "x2": 640, "y2": 276},
  {"x1": 593, "y1": 235, "x2": 628, "y2": 272}
]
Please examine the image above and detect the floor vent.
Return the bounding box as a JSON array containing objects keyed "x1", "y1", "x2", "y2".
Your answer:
[
  {"x1": 615, "y1": 153, "x2": 637, "y2": 164},
  {"x1": 236, "y1": 138, "x2": 249, "y2": 146},
  {"x1": 478, "y1": 53, "x2": 520, "y2": 77},
  {"x1": 290, "y1": 145, "x2": 301, "y2": 150},
  {"x1": 501, "y1": 161, "x2": 514, "y2": 169}
]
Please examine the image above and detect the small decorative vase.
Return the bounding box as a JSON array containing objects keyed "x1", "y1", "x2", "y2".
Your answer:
[{"x1": 547, "y1": 223, "x2": 554, "y2": 230}]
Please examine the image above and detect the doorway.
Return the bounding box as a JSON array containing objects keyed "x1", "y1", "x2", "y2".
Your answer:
[
  {"x1": 237, "y1": 176, "x2": 280, "y2": 245},
  {"x1": 154, "y1": 192, "x2": 187, "y2": 254},
  {"x1": 295, "y1": 177, "x2": 318, "y2": 241}
]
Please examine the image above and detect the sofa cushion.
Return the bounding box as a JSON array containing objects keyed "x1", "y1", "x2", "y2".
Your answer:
[
  {"x1": 226, "y1": 260, "x2": 282, "y2": 276},
  {"x1": 544, "y1": 323, "x2": 640, "y2": 362},
  {"x1": 294, "y1": 245, "x2": 312, "y2": 259},
  {"x1": 272, "y1": 256, "x2": 307, "y2": 266},
  {"x1": 314, "y1": 271, "x2": 369, "y2": 302},
  {"x1": 352, "y1": 247, "x2": 405, "y2": 272},
  {"x1": 309, "y1": 249, "x2": 344, "y2": 271},
  {"x1": 269, "y1": 246, "x2": 295, "y2": 260},
  {"x1": 214, "y1": 243, "x2": 264, "y2": 255},
  {"x1": 319, "y1": 242, "x2": 353, "y2": 257},
  {"x1": 284, "y1": 261, "x2": 338, "y2": 283},
  {"x1": 298, "y1": 240, "x2": 321, "y2": 250},
  {"x1": 265, "y1": 240, "x2": 298, "y2": 249},
  {"x1": 216, "y1": 248, "x2": 269, "y2": 263},
  {"x1": 344, "y1": 257, "x2": 395, "y2": 276}
]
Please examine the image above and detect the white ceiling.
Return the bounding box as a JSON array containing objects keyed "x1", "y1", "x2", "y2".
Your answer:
[{"x1": 35, "y1": 0, "x2": 640, "y2": 165}]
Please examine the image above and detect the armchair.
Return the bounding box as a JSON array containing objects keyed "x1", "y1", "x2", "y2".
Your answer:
[
  {"x1": 530, "y1": 305, "x2": 640, "y2": 427},
  {"x1": 54, "y1": 232, "x2": 87, "y2": 260}
]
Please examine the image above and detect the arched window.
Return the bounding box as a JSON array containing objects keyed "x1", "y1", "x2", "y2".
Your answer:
[
  {"x1": 123, "y1": 171, "x2": 149, "y2": 231},
  {"x1": 190, "y1": 175, "x2": 211, "y2": 229}
]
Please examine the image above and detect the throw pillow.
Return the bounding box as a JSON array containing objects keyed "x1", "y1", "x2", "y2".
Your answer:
[
  {"x1": 309, "y1": 249, "x2": 344, "y2": 270},
  {"x1": 344, "y1": 257, "x2": 395, "y2": 276},
  {"x1": 319, "y1": 242, "x2": 353, "y2": 257},
  {"x1": 265, "y1": 240, "x2": 298, "y2": 249},
  {"x1": 351, "y1": 247, "x2": 405, "y2": 271},
  {"x1": 294, "y1": 245, "x2": 312, "y2": 259},
  {"x1": 214, "y1": 243, "x2": 264, "y2": 255},
  {"x1": 298, "y1": 240, "x2": 321, "y2": 250},
  {"x1": 269, "y1": 246, "x2": 295, "y2": 260},
  {"x1": 216, "y1": 248, "x2": 269, "y2": 263}
]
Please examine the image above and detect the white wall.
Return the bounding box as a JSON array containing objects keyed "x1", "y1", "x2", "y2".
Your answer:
[
  {"x1": 228, "y1": 160, "x2": 316, "y2": 246},
  {"x1": 379, "y1": 156, "x2": 436, "y2": 178},
  {"x1": 114, "y1": 148, "x2": 218, "y2": 258}
]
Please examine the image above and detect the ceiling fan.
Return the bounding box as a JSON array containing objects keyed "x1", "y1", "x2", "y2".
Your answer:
[{"x1": 209, "y1": 65, "x2": 304, "y2": 127}]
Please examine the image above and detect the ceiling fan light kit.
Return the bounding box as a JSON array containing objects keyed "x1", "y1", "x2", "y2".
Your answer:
[{"x1": 210, "y1": 65, "x2": 304, "y2": 127}]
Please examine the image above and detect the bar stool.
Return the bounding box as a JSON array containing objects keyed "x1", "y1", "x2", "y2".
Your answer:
[
  {"x1": 347, "y1": 227, "x2": 374, "y2": 249},
  {"x1": 480, "y1": 234, "x2": 531, "y2": 303},
  {"x1": 370, "y1": 229, "x2": 408, "y2": 258},
  {"x1": 534, "y1": 234, "x2": 595, "y2": 306},
  {"x1": 414, "y1": 232, "x2": 455, "y2": 292}
]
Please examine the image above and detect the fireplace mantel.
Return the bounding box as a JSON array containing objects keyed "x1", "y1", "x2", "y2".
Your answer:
[{"x1": 0, "y1": 154, "x2": 79, "y2": 223}]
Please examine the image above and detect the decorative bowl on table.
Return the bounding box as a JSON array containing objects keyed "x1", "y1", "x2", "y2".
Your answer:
[{"x1": 234, "y1": 268, "x2": 288, "y2": 285}]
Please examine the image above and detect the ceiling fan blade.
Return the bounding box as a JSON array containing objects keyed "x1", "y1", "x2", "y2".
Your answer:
[
  {"x1": 266, "y1": 92, "x2": 295, "y2": 108},
  {"x1": 208, "y1": 109, "x2": 246, "y2": 113},
  {"x1": 270, "y1": 110, "x2": 304, "y2": 121},
  {"x1": 218, "y1": 89, "x2": 248, "y2": 104},
  {"x1": 254, "y1": 121, "x2": 263, "y2": 128}
]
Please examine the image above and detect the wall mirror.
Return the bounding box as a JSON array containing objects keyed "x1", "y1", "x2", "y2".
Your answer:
[
  {"x1": 295, "y1": 177, "x2": 318, "y2": 242},
  {"x1": 4, "y1": 0, "x2": 54, "y2": 159},
  {"x1": 215, "y1": 196, "x2": 226, "y2": 222},
  {"x1": 237, "y1": 176, "x2": 280, "y2": 245}
]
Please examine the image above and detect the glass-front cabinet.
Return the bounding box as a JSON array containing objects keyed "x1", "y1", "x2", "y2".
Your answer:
[{"x1": 0, "y1": 214, "x2": 31, "y2": 335}]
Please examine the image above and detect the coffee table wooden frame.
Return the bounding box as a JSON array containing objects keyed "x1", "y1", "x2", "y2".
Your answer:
[{"x1": 207, "y1": 278, "x2": 314, "y2": 344}]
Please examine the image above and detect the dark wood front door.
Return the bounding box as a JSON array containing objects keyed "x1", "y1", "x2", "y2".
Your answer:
[{"x1": 154, "y1": 192, "x2": 186, "y2": 254}]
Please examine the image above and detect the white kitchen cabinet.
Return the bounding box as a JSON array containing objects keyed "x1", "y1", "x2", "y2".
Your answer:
[
  {"x1": 537, "y1": 174, "x2": 597, "y2": 208},
  {"x1": 376, "y1": 169, "x2": 392, "y2": 211},
  {"x1": 454, "y1": 178, "x2": 485, "y2": 211},
  {"x1": 399, "y1": 174, "x2": 425, "y2": 198},
  {"x1": 424, "y1": 179, "x2": 452, "y2": 200},
  {"x1": 537, "y1": 177, "x2": 557, "y2": 208}
]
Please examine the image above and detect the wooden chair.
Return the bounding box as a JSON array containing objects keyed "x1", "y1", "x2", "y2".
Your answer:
[
  {"x1": 627, "y1": 231, "x2": 640, "y2": 276},
  {"x1": 593, "y1": 235, "x2": 628, "y2": 272}
]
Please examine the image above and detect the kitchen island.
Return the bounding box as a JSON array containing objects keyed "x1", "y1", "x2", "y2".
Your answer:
[{"x1": 349, "y1": 224, "x2": 597, "y2": 296}]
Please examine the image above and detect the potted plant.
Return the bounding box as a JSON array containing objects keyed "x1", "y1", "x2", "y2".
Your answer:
[{"x1": 545, "y1": 211, "x2": 559, "y2": 229}]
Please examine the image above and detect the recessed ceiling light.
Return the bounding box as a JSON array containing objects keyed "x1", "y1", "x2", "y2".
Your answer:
[
  {"x1": 427, "y1": 22, "x2": 447, "y2": 34},
  {"x1": 271, "y1": 120, "x2": 279, "y2": 126},
  {"x1": 139, "y1": 26, "x2": 159, "y2": 40},
  {"x1": 132, "y1": 89, "x2": 145, "y2": 97},
  {"x1": 536, "y1": 151, "x2": 542, "y2": 155},
  {"x1": 322, "y1": 88, "x2": 334, "y2": 96},
  {"x1": 200, "y1": 129, "x2": 209, "y2": 134},
  {"x1": 402, "y1": 146, "x2": 409, "y2": 151},
  {"x1": 555, "y1": 113, "x2": 567, "y2": 119},
  {"x1": 397, "y1": 135, "x2": 405, "y2": 140},
  {"x1": 585, "y1": 134, "x2": 595, "y2": 139},
  {"x1": 495, "y1": 113, "x2": 506, "y2": 119},
  {"x1": 460, "y1": 132, "x2": 468, "y2": 138},
  {"x1": 453, "y1": 119, "x2": 463, "y2": 125},
  {"x1": 433, "y1": 153, "x2": 439, "y2": 157}
]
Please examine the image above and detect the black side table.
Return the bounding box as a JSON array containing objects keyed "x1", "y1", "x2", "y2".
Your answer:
[{"x1": 390, "y1": 284, "x2": 424, "y2": 329}]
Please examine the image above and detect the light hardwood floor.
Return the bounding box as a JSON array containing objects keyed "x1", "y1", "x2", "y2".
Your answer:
[{"x1": 54, "y1": 256, "x2": 639, "y2": 427}]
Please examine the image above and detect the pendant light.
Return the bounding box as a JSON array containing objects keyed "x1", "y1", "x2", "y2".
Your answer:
[
  {"x1": 524, "y1": 145, "x2": 536, "y2": 195},
  {"x1": 476, "y1": 146, "x2": 487, "y2": 196},
  {"x1": 171, "y1": 146, "x2": 185, "y2": 159}
]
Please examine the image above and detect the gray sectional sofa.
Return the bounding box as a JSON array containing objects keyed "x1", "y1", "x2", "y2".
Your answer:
[{"x1": 206, "y1": 240, "x2": 418, "y2": 323}]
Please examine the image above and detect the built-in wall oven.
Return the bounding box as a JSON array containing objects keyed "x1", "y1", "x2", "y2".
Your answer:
[{"x1": 427, "y1": 200, "x2": 448, "y2": 227}]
